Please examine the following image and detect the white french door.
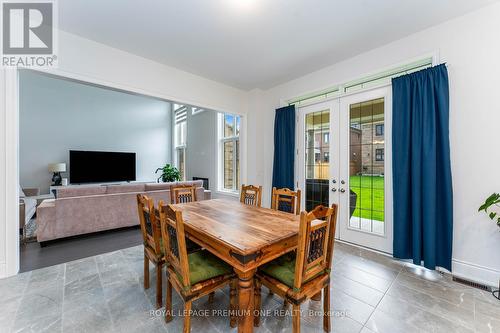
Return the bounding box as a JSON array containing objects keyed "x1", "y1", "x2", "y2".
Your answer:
[{"x1": 297, "y1": 86, "x2": 393, "y2": 253}]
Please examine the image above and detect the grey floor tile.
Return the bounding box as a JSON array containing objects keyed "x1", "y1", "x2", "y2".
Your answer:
[
  {"x1": 342, "y1": 252, "x2": 401, "y2": 281},
  {"x1": 104, "y1": 280, "x2": 153, "y2": 322},
  {"x1": 2, "y1": 240, "x2": 498, "y2": 333},
  {"x1": 359, "y1": 326, "x2": 375, "y2": 333},
  {"x1": 365, "y1": 308, "x2": 425, "y2": 333},
  {"x1": 387, "y1": 281, "x2": 475, "y2": 329},
  {"x1": 331, "y1": 317, "x2": 363, "y2": 333},
  {"x1": 376, "y1": 294, "x2": 473, "y2": 333},
  {"x1": 96, "y1": 250, "x2": 127, "y2": 273},
  {"x1": 65, "y1": 257, "x2": 98, "y2": 284},
  {"x1": 64, "y1": 273, "x2": 102, "y2": 299},
  {"x1": 0, "y1": 271, "x2": 31, "y2": 299},
  {"x1": 474, "y1": 309, "x2": 500, "y2": 333},
  {"x1": 62, "y1": 299, "x2": 113, "y2": 333},
  {"x1": 333, "y1": 262, "x2": 393, "y2": 293},
  {"x1": 395, "y1": 272, "x2": 475, "y2": 310},
  {"x1": 12, "y1": 285, "x2": 63, "y2": 333},
  {"x1": 27, "y1": 264, "x2": 64, "y2": 291},
  {"x1": 331, "y1": 272, "x2": 385, "y2": 307},
  {"x1": 331, "y1": 288, "x2": 375, "y2": 325},
  {"x1": 0, "y1": 295, "x2": 22, "y2": 332},
  {"x1": 11, "y1": 314, "x2": 62, "y2": 333}
]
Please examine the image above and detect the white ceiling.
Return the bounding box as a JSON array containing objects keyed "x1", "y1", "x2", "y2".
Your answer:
[{"x1": 59, "y1": 0, "x2": 497, "y2": 90}]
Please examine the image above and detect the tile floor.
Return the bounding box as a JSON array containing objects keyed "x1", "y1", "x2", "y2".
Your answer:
[{"x1": 1, "y1": 242, "x2": 499, "y2": 333}]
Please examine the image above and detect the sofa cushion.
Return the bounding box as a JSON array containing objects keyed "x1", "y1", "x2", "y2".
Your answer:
[
  {"x1": 57, "y1": 186, "x2": 107, "y2": 198},
  {"x1": 106, "y1": 184, "x2": 145, "y2": 194},
  {"x1": 144, "y1": 182, "x2": 176, "y2": 192}
]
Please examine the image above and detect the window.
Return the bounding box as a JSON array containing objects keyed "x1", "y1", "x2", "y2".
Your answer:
[
  {"x1": 375, "y1": 124, "x2": 384, "y2": 136},
  {"x1": 219, "y1": 113, "x2": 240, "y2": 192},
  {"x1": 174, "y1": 105, "x2": 187, "y2": 180},
  {"x1": 323, "y1": 133, "x2": 329, "y2": 144},
  {"x1": 375, "y1": 148, "x2": 384, "y2": 161},
  {"x1": 323, "y1": 151, "x2": 329, "y2": 163}
]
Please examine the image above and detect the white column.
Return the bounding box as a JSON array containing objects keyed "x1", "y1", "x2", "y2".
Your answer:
[{"x1": 0, "y1": 68, "x2": 19, "y2": 278}]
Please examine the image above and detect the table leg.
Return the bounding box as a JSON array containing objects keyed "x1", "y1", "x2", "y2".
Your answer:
[{"x1": 236, "y1": 269, "x2": 255, "y2": 333}]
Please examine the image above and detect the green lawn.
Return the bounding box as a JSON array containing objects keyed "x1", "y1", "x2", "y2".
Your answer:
[{"x1": 349, "y1": 176, "x2": 385, "y2": 222}]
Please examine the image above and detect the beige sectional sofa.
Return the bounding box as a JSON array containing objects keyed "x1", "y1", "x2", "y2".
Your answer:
[{"x1": 36, "y1": 180, "x2": 210, "y2": 243}]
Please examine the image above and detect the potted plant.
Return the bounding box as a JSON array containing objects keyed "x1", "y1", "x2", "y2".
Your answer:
[
  {"x1": 478, "y1": 193, "x2": 500, "y2": 301},
  {"x1": 478, "y1": 193, "x2": 500, "y2": 228},
  {"x1": 155, "y1": 164, "x2": 181, "y2": 183}
]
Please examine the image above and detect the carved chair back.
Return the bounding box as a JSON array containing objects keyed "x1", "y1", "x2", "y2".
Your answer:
[
  {"x1": 240, "y1": 184, "x2": 263, "y2": 207},
  {"x1": 136, "y1": 194, "x2": 162, "y2": 255},
  {"x1": 271, "y1": 187, "x2": 301, "y2": 215},
  {"x1": 293, "y1": 204, "x2": 338, "y2": 291},
  {"x1": 171, "y1": 184, "x2": 197, "y2": 204},
  {"x1": 158, "y1": 202, "x2": 191, "y2": 288}
]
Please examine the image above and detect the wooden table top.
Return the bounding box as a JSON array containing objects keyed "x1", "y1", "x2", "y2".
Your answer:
[{"x1": 171, "y1": 199, "x2": 300, "y2": 255}]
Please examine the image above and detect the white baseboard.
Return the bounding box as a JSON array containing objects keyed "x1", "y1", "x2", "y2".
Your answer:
[{"x1": 452, "y1": 259, "x2": 500, "y2": 288}]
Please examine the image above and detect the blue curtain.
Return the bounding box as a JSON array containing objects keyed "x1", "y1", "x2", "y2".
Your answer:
[
  {"x1": 272, "y1": 105, "x2": 296, "y2": 190},
  {"x1": 392, "y1": 64, "x2": 453, "y2": 271}
]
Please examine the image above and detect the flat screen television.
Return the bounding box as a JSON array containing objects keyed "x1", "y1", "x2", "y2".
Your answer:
[{"x1": 69, "y1": 150, "x2": 136, "y2": 184}]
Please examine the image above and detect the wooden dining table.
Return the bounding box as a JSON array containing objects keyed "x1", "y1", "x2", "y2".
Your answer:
[{"x1": 171, "y1": 198, "x2": 300, "y2": 333}]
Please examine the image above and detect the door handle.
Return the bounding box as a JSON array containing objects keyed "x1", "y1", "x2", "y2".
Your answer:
[
  {"x1": 331, "y1": 188, "x2": 337, "y2": 192},
  {"x1": 339, "y1": 188, "x2": 346, "y2": 193}
]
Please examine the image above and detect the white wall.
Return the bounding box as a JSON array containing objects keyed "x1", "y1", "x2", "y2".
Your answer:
[
  {"x1": 19, "y1": 70, "x2": 171, "y2": 194},
  {"x1": 0, "y1": 30, "x2": 248, "y2": 277},
  {"x1": 247, "y1": 3, "x2": 500, "y2": 285},
  {"x1": 185, "y1": 109, "x2": 218, "y2": 191}
]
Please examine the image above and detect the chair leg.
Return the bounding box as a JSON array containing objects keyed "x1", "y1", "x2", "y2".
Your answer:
[
  {"x1": 183, "y1": 301, "x2": 192, "y2": 333},
  {"x1": 165, "y1": 279, "x2": 173, "y2": 323},
  {"x1": 208, "y1": 292, "x2": 215, "y2": 303},
  {"x1": 144, "y1": 253, "x2": 150, "y2": 289},
  {"x1": 323, "y1": 285, "x2": 330, "y2": 332},
  {"x1": 292, "y1": 304, "x2": 301, "y2": 333},
  {"x1": 311, "y1": 291, "x2": 322, "y2": 301},
  {"x1": 229, "y1": 279, "x2": 238, "y2": 328},
  {"x1": 155, "y1": 263, "x2": 163, "y2": 309},
  {"x1": 254, "y1": 279, "x2": 261, "y2": 327}
]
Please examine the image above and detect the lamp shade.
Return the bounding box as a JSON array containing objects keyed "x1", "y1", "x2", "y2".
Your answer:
[{"x1": 48, "y1": 163, "x2": 66, "y2": 173}]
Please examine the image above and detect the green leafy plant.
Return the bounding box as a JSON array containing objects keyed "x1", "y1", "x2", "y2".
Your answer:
[
  {"x1": 155, "y1": 164, "x2": 181, "y2": 183},
  {"x1": 478, "y1": 193, "x2": 500, "y2": 227}
]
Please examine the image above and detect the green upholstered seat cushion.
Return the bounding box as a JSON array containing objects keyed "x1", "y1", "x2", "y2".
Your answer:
[
  {"x1": 259, "y1": 252, "x2": 323, "y2": 288},
  {"x1": 184, "y1": 250, "x2": 232, "y2": 286}
]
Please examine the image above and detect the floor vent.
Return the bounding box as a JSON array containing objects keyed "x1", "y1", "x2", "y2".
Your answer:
[{"x1": 452, "y1": 276, "x2": 491, "y2": 291}]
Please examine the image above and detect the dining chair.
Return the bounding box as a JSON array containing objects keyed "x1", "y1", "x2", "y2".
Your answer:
[
  {"x1": 254, "y1": 204, "x2": 338, "y2": 333},
  {"x1": 271, "y1": 187, "x2": 301, "y2": 215},
  {"x1": 240, "y1": 184, "x2": 263, "y2": 207},
  {"x1": 171, "y1": 184, "x2": 197, "y2": 204},
  {"x1": 136, "y1": 194, "x2": 164, "y2": 309},
  {"x1": 159, "y1": 203, "x2": 237, "y2": 332}
]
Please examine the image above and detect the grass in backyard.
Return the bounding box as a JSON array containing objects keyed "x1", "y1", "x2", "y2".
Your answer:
[{"x1": 349, "y1": 175, "x2": 385, "y2": 222}]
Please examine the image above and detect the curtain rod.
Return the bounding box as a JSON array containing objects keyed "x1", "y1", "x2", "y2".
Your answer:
[{"x1": 287, "y1": 58, "x2": 435, "y2": 106}]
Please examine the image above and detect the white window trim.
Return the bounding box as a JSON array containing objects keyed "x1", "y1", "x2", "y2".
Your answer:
[
  {"x1": 174, "y1": 105, "x2": 188, "y2": 180},
  {"x1": 217, "y1": 113, "x2": 240, "y2": 194}
]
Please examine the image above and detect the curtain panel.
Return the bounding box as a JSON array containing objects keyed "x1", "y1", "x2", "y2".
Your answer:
[
  {"x1": 272, "y1": 105, "x2": 296, "y2": 191},
  {"x1": 392, "y1": 64, "x2": 453, "y2": 271}
]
